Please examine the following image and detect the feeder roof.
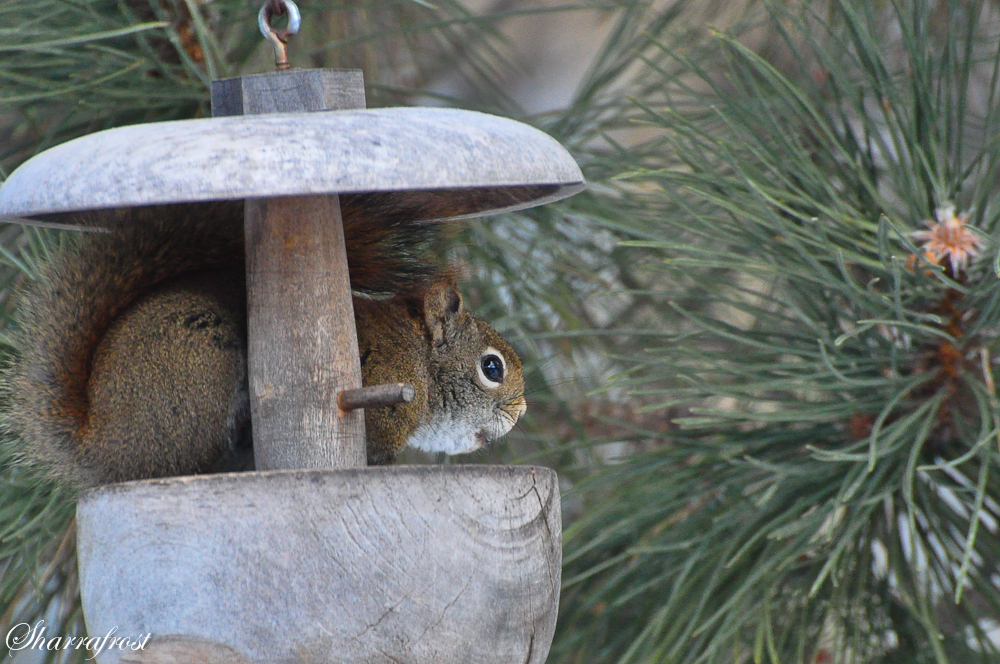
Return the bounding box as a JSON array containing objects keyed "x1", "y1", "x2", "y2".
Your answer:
[{"x1": 0, "y1": 107, "x2": 585, "y2": 226}]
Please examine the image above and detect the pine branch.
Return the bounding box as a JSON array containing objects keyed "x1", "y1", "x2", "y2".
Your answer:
[{"x1": 553, "y1": 1, "x2": 1000, "y2": 662}]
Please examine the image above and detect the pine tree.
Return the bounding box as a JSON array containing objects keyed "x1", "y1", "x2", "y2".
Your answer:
[{"x1": 553, "y1": 1, "x2": 1000, "y2": 662}]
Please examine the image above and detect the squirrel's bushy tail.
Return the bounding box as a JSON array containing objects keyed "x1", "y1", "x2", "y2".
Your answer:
[
  {"x1": 5, "y1": 203, "x2": 247, "y2": 487},
  {"x1": 340, "y1": 193, "x2": 449, "y2": 297},
  {"x1": 4, "y1": 199, "x2": 447, "y2": 487}
]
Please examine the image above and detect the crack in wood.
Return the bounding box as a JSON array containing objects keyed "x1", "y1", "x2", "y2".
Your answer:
[
  {"x1": 351, "y1": 594, "x2": 409, "y2": 641},
  {"x1": 522, "y1": 631, "x2": 535, "y2": 664},
  {"x1": 414, "y1": 575, "x2": 473, "y2": 646},
  {"x1": 530, "y1": 471, "x2": 557, "y2": 592}
]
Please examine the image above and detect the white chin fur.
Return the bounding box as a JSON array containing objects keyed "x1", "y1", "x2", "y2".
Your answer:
[
  {"x1": 408, "y1": 412, "x2": 518, "y2": 455},
  {"x1": 407, "y1": 417, "x2": 482, "y2": 455}
]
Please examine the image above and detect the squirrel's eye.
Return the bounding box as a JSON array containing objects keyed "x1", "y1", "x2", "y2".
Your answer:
[
  {"x1": 477, "y1": 350, "x2": 506, "y2": 388},
  {"x1": 482, "y1": 355, "x2": 503, "y2": 382}
]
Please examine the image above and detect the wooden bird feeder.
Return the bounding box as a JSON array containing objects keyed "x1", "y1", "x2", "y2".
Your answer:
[{"x1": 0, "y1": 4, "x2": 583, "y2": 663}]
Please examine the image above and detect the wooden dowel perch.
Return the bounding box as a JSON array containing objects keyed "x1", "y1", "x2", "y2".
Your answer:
[{"x1": 338, "y1": 384, "x2": 415, "y2": 411}]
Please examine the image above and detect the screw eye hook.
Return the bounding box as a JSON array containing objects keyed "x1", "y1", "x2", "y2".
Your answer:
[{"x1": 259, "y1": 0, "x2": 302, "y2": 70}]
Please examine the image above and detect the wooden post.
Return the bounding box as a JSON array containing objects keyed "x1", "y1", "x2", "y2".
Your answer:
[
  {"x1": 211, "y1": 69, "x2": 366, "y2": 116},
  {"x1": 211, "y1": 70, "x2": 368, "y2": 470}
]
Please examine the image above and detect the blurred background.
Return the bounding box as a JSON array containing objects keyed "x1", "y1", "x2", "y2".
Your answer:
[{"x1": 3, "y1": 1, "x2": 1000, "y2": 662}]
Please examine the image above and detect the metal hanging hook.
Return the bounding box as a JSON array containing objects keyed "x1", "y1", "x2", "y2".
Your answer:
[{"x1": 259, "y1": 0, "x2": 302, "y2": 70}]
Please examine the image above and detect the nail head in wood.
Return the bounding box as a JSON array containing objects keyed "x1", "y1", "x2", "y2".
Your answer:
[{"x1": 338, "y1": 383, "x2": 415, "y2": 411}]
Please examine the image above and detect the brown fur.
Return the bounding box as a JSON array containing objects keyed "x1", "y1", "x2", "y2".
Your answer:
[
  {"x1": 4, "y1": 202, "x2": 524, "y2": 489},
  {"x1": 353, "y1": 296, "x2": 428, "y2": 465},
  {"x1": 357, "y1": 282, "x2": 525, "y2": 464},
  {"x1": 6, "y1": 206, "x2": 247, "y2": 488}
]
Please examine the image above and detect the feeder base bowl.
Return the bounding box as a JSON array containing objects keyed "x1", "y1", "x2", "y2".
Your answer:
[{"x1": 76, "y1": 465, "x2": 561, "y2": 664}]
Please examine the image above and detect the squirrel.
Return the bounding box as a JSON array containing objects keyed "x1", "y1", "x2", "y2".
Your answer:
[{"x1": 3, "y1": 199, "x2": 527, "y2": 489}]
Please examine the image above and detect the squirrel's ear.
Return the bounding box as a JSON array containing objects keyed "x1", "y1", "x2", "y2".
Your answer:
[{"x1": 424, "y1": 281, "x2": 464, "y2": 345}]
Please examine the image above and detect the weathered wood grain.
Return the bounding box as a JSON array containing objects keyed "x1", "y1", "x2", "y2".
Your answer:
[
  {"x1": 227, "y1": 69, "x2": 367, "y2": 470},
  {"x1": 0, "y1": 109, "x2": 585, "y2": 222},
  {"x1": 121, "y1": 636, "x2": 252, "y2": 664},
  {"x1": 338, "y1": 383, "x2": 415, "y2": 411},
  {"x1": 244, "y1": 194, "x2": 366, "y2": 470},
  {"x1": 211, "y1": 69, "x2": 366, "y2": 117},
  {"x1": 77, "y1": 466, "x2": 562, "y2": 664}
]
